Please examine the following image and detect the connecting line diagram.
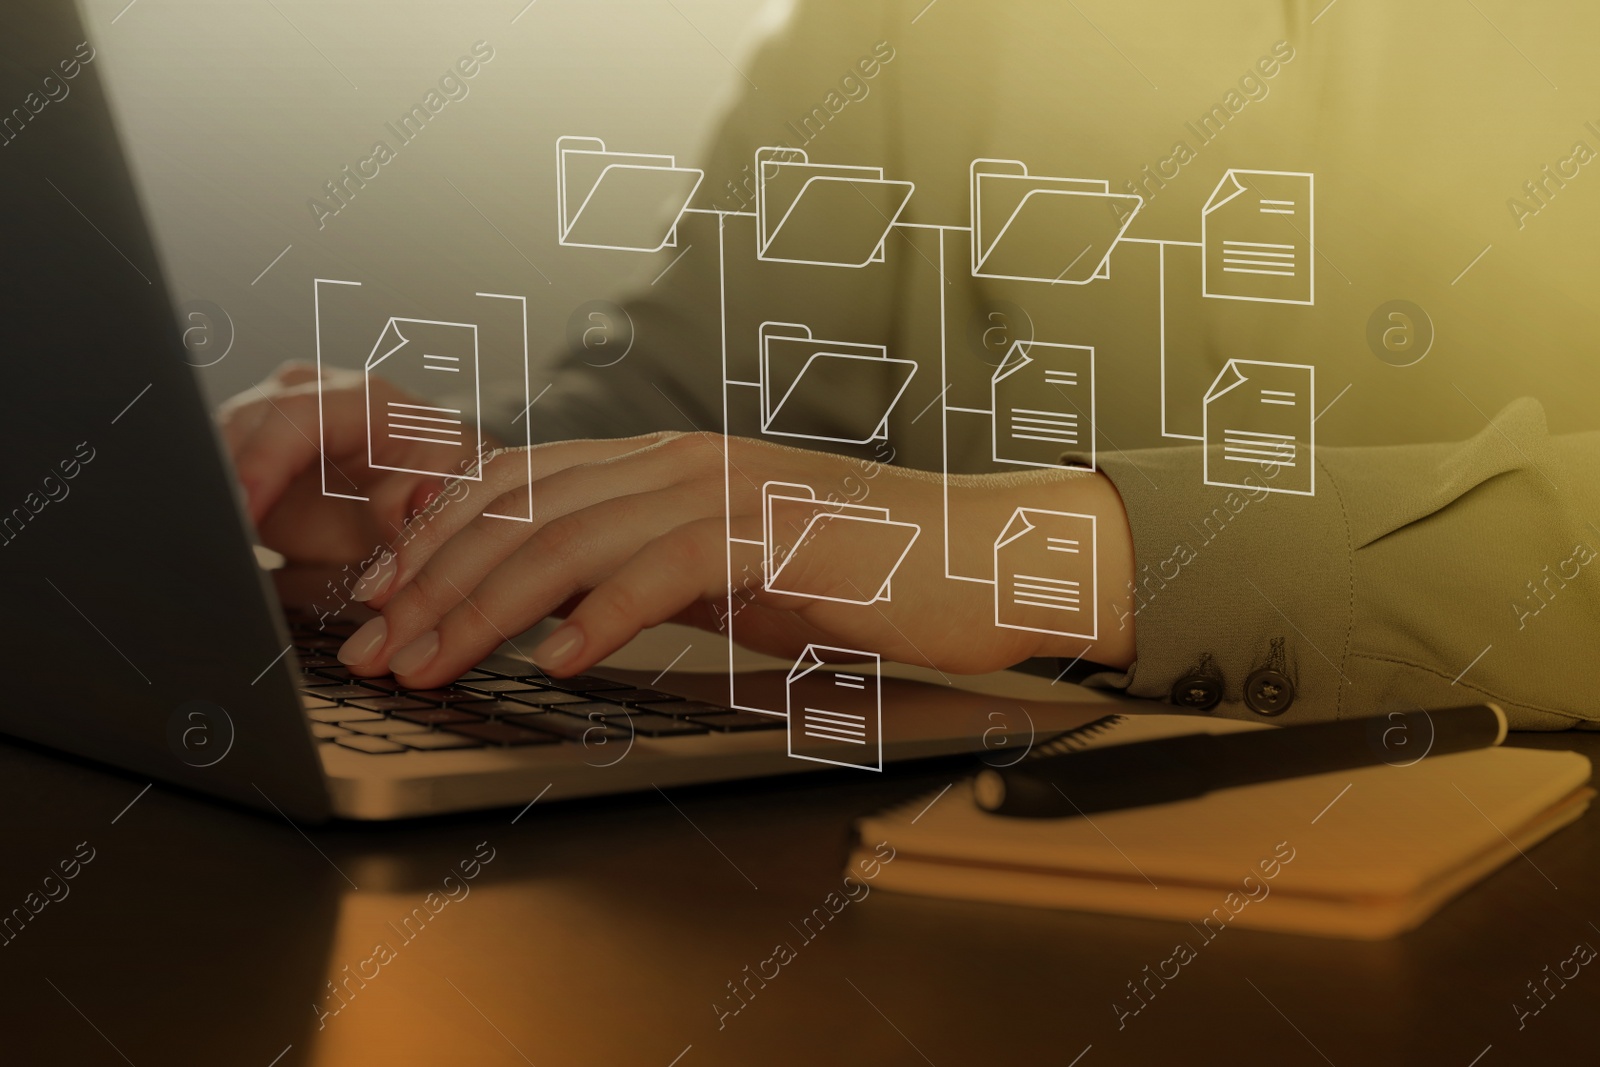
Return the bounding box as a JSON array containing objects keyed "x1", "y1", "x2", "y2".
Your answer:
[{"x1": 552, "y1": 139, "x2": 1318, "y2": 762}]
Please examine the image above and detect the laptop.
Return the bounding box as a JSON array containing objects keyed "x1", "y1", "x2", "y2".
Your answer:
[{"x1": 0, "y1": 0, "x2": 1102, "y2": 822}]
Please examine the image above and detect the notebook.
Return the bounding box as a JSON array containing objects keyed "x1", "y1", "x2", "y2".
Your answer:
[{"x1": 852, "y1": 713, "x2": 1594, "y2": 939}]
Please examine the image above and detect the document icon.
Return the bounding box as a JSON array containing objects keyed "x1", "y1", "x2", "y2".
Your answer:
[
  {"x1": 763, "y1": 482, "x2": 920, "y2": 605},
  {"x1": 365, "y1": 317, "x2": 483, "y2": 479},
  {"x1": 994, "y1": 508, "x2": 1096, "y2": 639},
  {"x1": 969, "y1": 158, "x2": 1142, "y2": 284},
  {"x1": 556, "y1": 135, "x2": 704, "y2": 252},
  {"x1": 1203, "y1": 360, "x2": 1314, "y2": 496},
  {"x1": 787, "y1": 645, "x2": 882, "y2": 772},
  {"x1": 991, "y1": 341, "x2": 1095, "y2": 470},
  {"x1": 1201, "y1": 169, "x2": 1314, "y2": 304},
  {"x1": 759, "y1": 322, "x2": 917, "y2": 444},
  {"x1": 755, "y1": 147, "x2": 914, "y2": 267}
]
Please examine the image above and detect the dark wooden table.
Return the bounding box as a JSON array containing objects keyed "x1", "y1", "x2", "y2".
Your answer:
[{"x1": 1, "y1": 729, "x2": 1595, "y2": 1066}]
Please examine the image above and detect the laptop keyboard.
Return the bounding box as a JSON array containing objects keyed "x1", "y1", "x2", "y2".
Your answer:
[{"x1": 288, "y1": 617, "x2": 783, "y2": 755}]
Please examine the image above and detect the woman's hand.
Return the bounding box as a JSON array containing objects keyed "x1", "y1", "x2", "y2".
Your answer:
[
  {"x1": 334, "y1": 432, "x2": 1136, "y2": 688},
  {"x1": 217, "y1": 363, "x2": 485, "y2": 565}
]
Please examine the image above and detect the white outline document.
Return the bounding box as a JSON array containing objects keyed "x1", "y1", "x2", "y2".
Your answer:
[
  {"x1": 755, "y1": 147, "x2": 914, "y2": 267},
  {"x1": 1201, "y1": 169, "x2": 1315, "y2": 304},
  {"x1": 1203, "y1": 360, "x2": 1315, "y2": 496},
  {"x1": 991, "y1": 340, "x2": 1095, "y2": 470},
  {"x1": 969, "y1": 158, "x2": 1142, "y2": 284},
  {"x1": 762, "y1": 482, "x2": 920, "y2": 605},
  {"x1": 787, "y1": 646, "x2": 883, "y2": 772},
  {"x1": 994, "y1": 508, "x2": 1097, "y2": 639},
  {"x1": 556, "y1": 136, "x2": 704, "y2": 252},
  {"x1": 364, "y1": 317, "x2": 483, "y2": 479},
  {"x1": 758, "y1": 322, "x2": 917, "y2": 444},
  {"x1": 313, "y1": 282, "x2": 535, "y2": 521}
]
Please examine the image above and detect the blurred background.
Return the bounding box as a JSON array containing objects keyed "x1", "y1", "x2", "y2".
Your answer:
[{"x1": 86, "y1": 0, "x2": 772, "y2": 404}]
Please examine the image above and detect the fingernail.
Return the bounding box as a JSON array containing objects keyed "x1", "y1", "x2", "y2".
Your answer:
[
  {"x1": 337, "y1": 616, "x2": 388, "y2": 665},
  {"x1": 351, "y1": 556, "x2": 396, "y2": 602},
  {"x1": 531, "y1": 625, "x2": 581, "y2": 670},
  {"x1": 389, "y1": 631, "x2": 440, "y2": 676}
]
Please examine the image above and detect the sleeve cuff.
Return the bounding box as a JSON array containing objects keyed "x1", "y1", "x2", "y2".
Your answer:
[{"x1": 1065, "y1": 444, "x2": 1355, "y2": 723}]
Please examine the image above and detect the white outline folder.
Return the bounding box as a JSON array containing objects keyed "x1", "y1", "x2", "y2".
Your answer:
[
  {"x1": 556, "y1": 135, "x2": 704, "y2": 252},
  {"x1": 755, "y1": 147, "x2": 914, "y2": 267},
  {"x1": 969, "y1": 158, "x2": 1142, "y2": 283},
  {"x1": 758, "y1": 322, "x2": 917, "y2": 444}
]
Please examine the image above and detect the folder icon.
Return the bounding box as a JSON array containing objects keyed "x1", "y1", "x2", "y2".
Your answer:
[
  {"x1": 786, "y1": 645, "x2": 883, "y2": 772},
  {"x1": 994, "y1": 507, "x2": 1097, "y2": 639},
  {"x1": 1201, "y1": 169, "x2": 1314, "y2": 304},
  {"x1": 364, "y1": 317, "x2": 483, "y2": 479},
  {"x1": 556, "y1": 135, "x2": 704, "y2": 252},
  {"x1": 991, "y1": 340, "x2": 1095, "y2": 470},
  {"x1": 1203, "y1": 359, "x2": 1315, "y2": 496},
  {"x1": 969, "y1": 158, "x2": 1142, "y2": 283},
  {"x1": 762, "y1": 481, "x2": 920, "y2": 605},
  {"x1": 759, "y1": 322, "x2": 917, "y2": 444},
  {"x1": 755, "y1": 147, "x2": 914, "y2": 267}
]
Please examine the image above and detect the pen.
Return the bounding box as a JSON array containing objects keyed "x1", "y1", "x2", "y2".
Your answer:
[{"x1": 973, "y1": 703, "x2": 1508, "y2": 819}]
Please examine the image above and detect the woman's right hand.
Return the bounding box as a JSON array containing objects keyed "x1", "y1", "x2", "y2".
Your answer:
[{"x1": 217, "y1": 362, "x2": 473, "y2": 565}]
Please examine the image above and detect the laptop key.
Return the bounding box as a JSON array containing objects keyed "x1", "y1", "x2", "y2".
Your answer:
[
  {"x1": 548, "y1": 700, "x2": 629, "y2": 718},
  {"x1": 347, "y1": 696, "x2": 435, "y2": 713},
  {"x1": 442, "y1": 721, "x2": 561, "y2": 747},
  {"x1": 635, "y1": 700, "x2": 735, "y2": 719},
  {"x1": 595, "y1": 688, "x2": 684, "y2": 705},
  {"x1": 539, "y1": 674, "x2": 632, "y2": 693},
  {"x1": 505, "y1": 690, "x2": 592, "y2": 708},
  {"x1": 610, "y1": 712, "x2": 710, "y2": 737},
  {"x1": 687, "y1": 711, "x2": 786, "y2": 732},
  {"x1": 301, "y1": 683, "x2": 386, "y2": 700},
  {"x1": 306, "y1": 706, "x2": 384, "y2": 724},
  {"x1": 301, "y1": 694, "x2": 337, "y2": 710},
  {"x1": 310, "y1": 723, "x2": 349, "y2": 739},
  {"x1": 457, "y1": 699, "x2": 547, "y2": 718},
  {"x1": 393, "y1": 707, "x2": 488, "y2": 727},
  {"x1": 397, "y1": 732, "x2": 485, "y2": 751},
  {"x1": 298, "y1": 656, "x2": 344, "y2": 671},
  {"x1": 311, "y1": 666, "x2": 362, "y2": 683},
  {"x1": 514, "y1": 711, "x2": 630, "y2": 742},
  {"x1": 406, "y1": 688, "x2": 493, "y2": 705},
  {"x1": 354, "y1": 677, "x2": 408, "y2": 693},
  {"x1": 335, "y1": 735, "x2": 407, "y2": 754},
  {"x1": 343, "y1": 719, "x2": 433, "y2": 736},
  {"x1": 457, "y1": 679, "x2": 546, "y2": 695}
]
